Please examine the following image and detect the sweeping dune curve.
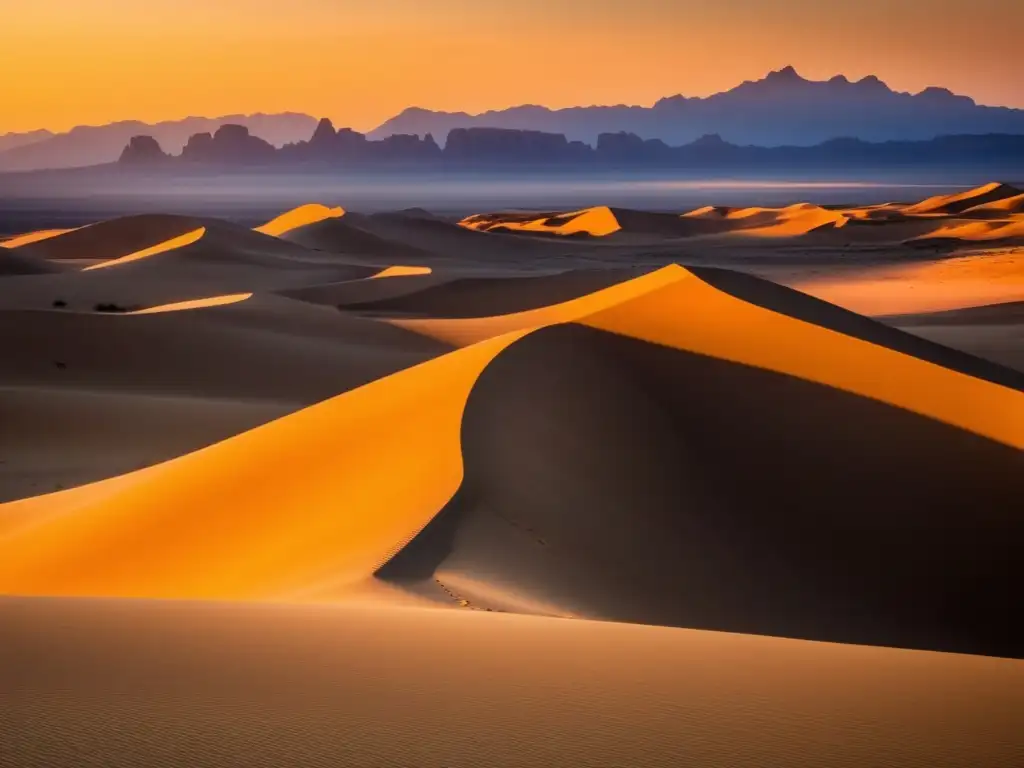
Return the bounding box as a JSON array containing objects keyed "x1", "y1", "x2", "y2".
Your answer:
[{"x1": 0, "y1": 265, "x2": 1020, "y2": 658}]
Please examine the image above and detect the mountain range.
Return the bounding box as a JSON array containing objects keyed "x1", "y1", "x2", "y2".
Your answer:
[
  {"x1": 112, "y1": 121, "x2": 1024, "y2": 175},
  {"x1": 5, "y1": 67, "x2": 1024, "y2": 173},
  {"x1": 371, "y1": 66, "x2": 1024, "y2": 147},
  {"x1": 0, "y1": 114, "x2": 317, "y2": 173}
]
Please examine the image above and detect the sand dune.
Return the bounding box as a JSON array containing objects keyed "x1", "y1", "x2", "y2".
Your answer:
[
  {"x1": 4, "y1": 597, "x2": 1021, "y2": 768},
  {"x1": 463, "y1": 205, "x2": 732, "y2": 238},
  {"x1": 0, "y1": 294, "x2": 447, "y2": 501},
  {"x1": 127, "y1": 292, "x2": 253, "y2": 314},
  {"x1": 0, "y1": 265, "x2": 1019, "y2": 658},
  {"x1": 82, "y1": 226, "x2": 207, "y2": 270},
  {"x1": 461, "y1": 203, "x2": 852, "y2": 241},
  {"x1": 724, "y1": 202, "x2": 850, "y2": 237},
  {"x1": 2, "y1": 197, "x2": 1021, "y2": 766},
  {"x1": 961, "y1": 192, "x2": 1024, "y2": 216},
  {"x1": 0, "y1": 247, "x2": 59, "y2": 275},
  {"x1": 355, "y1": 209, "x2": 582, "y2": 263},
  {"x1": 372, "y1": 264, "x2": 433, "y2": 278},
  {"x1": 0, "y1": 222, "x2": 379, "y2": 312},
  {"x1": 344, "y1": 268, "x2": 650, "y2": 317},
  {"x1": 0, "y1": 227, "x2": 74, "y2": 248},
  {"x1": 902, "y1": 181, "x2": 1022, "y2": 216},
  {"x1": 254, "y1": 203, "x2": 345, "y2": 236},
  {"x1": 882, "y1": 301, "x2": 1024, "y2": 374},
  {"x1": 795, "y1": 251, "x2": 1024, "y2": 315},
  {"x1": 279, "y1": 213, "x2": 434, "y2": 261},
  {"x1": 914, "y1": 217, "x2": 1024, "y2": 243},
  {"x1": 11, "y1": 213, "x2": 205, "y2": 263}
]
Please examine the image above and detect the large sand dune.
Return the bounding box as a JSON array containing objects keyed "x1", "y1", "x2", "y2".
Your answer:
[{"x1": 2, "y1": 193, "x2": 1021, "y2": 766}]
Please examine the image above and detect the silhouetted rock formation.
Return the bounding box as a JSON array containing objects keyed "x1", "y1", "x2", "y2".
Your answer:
[
  {"x1": 180, "y1": 124, "x2": 276, "y2": 165},
  {"x1": 444, "y1": 127, "x2": 591, "y2": 165},
  {"x1": 117, "y1": 119, "x2": 1024, "y2": 174},
  {"x1": 370, "y1": 66, "x2": 1024, "y2": 147},
  {"x1": 118, "y1": 135, "x2": 169, "y2": 165},
  {"x1": 0, "y1": 113, "x2": 316, "y2": 173}
]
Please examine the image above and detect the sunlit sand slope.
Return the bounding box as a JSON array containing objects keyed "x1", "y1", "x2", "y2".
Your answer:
[
  {"x1": 903, "y1": 182, "x2": 1022, "y2": 216},
  {"x1": 0, "y1": 295, "x2": 447, "y2": 502},
  {"x1": 795, "y1": 251, "x2": 1024, "y2": 315},
  {"x1": 914, "y1": 217, "x2": 1024, "y2": 243},
  {"x1": 0, "y1": 228, "x2": 74, "y2": 248},
  {"x1": 254, "y1": 203, "x2": 345, "y2": 236},
  {"x1": 381, "y1": 268, "x2": 1022, "y2": 657},
  {"x1": 0, "y1": 266, "x2": 1020, "y2": 658},
  {"x1": 11, "y1": 214, "x2": 205, "y2": 263},
  {"x1": 4, "y1": 598, "x2": 1021, "y2": 768},
  {"x1": 127, "y1": 293, "x2": 253, "y2": 314}
]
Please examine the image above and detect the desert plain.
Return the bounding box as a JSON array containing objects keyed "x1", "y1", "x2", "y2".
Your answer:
[{"x1": 1, "y1": 182, "x2": 1022, "y2": 767}]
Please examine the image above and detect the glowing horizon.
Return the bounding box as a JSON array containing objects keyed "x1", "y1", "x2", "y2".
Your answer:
[{"x1": 2, "y1": 0, "x2": 1022, "y2": 135}]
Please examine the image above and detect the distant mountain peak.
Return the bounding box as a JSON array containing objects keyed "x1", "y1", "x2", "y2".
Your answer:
[
  {"x1": 765, "y1": 65, "x2": 805, "y2": 83},
  {"x1": 856, "y1": 74, "x2": 888, "y2": 89},
  {"x1": 690, "y1": 133, "x2": 730, "y2": 147}
]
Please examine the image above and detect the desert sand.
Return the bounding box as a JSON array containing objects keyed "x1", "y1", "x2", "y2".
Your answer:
[{"x1": 1, "y1": 184, "x2": 1022, "y2": 767}]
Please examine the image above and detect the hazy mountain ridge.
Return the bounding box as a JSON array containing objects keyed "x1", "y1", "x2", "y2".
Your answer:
[
  {"x1": 111, "y1": 120, "x2": 1024, "y2": 175},
  {"x1": 0, "y1": 114, "x2": 318, "y2": 173},
  {"x1": 370, "y1": 66, "x2": 1024, "y2": 147}
]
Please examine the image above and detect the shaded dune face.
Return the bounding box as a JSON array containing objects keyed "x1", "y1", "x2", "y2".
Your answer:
[
  {"x1": 340, "y1": 269, "x2": 650, "y2": 317},
  {"x1": 13, "y1": 214, "x2": 205, "y2": 262},
  {"x1": 2, "y1": 258, "x2": 1021, "y2": 658},
  {"x1": 381, "y1": 322, "x2": 1022, "y2": 658}
]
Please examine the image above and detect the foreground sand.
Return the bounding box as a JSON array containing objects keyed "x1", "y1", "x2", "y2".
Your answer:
[
  {"x1": 4, "y1": 597, "x2": 1022, "y2": 768},
  {"x1": 1, "y1": 186, "x2": 1022, "y2": 766}
]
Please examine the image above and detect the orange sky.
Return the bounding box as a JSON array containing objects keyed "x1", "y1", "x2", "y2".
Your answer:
[{"x1": 1, "y1": 0, "x2": 1022, "y2": 135}]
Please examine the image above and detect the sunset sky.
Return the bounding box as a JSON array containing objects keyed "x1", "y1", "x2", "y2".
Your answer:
[{"x1": 2, "y1": 0, "x2": 1022, "y2": 134}]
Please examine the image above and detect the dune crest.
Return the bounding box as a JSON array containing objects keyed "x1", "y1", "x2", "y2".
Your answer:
[
  {"x1": 902, "y1": 182, "x2": 1022, "y2": 216},
  {"x1": 0, "y1": 228, "x2": 75, "y2": 249},
  {"x1": 0, "y1": 265, "x2": 1020, "y2": 613},
  {"x1": 254, "y1": 203, "x2": 346, "y2": 237},
  {"x1": 127, "y1": 293, "x2": 253, "y2": 314},
  {"x1": 372, "y1": 265, "x2": 433, "y2": 278},
  {"x1": 81, "y1": 227, "x2": 207, "y2": 271}
]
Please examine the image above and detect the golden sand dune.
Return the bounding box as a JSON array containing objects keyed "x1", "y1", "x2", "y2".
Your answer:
[
  {"x1": 278, "y1": 213, "x2": 434, "y2": 261},
  {"x1": 724, "y1": 203, "x2": 850, "y2": 237},
  {"x1": 902, "y1": 181, "x2": 1022, "y2": 216},
  {"x1": 0, "y1": 265, "x2": 1020, "y2": 659},
  {"x1": 795, "y1": 251, "x2": 1024, "y2": 315},
  {"x1": 2, "y1": 196, "x2": 1022, "y2": 768},
  {"x1": 463, "y1": 206, "x2": 624, "y2": 236},
  {"x1": 342, "y1": 268, "x2": 649, "y2": 317},
  {"x1": 254, "y1": 203, "x2": 345, "y2": 236},
  {"x1": 961, "y1": 192, "x2": 1024, "y2": 216},
  {"x1": 0, "y1": 221, "x2": 380, "y2": 313},
  {"x1": 0, "y1": 294, "x2": 447, "y2": 502},
  {"x1": 372, "y1": 264, "x2": 433, "y2": 278},
  {"x1": 4, "y1": 597, "x2": 1021, "y2": 768},
  {"x1": 462, "y1": 203, "x2": 853, "y2": 241},
  {"x1": 126, "y1": 292, "x2": 253, "y2": 314},
  {"x1": 11, "y1": 213, "x2": 205, "y2": 263},
  {"x1": 914, "y1": 216, "x2": 1024, "y2": 243},
  {"x1": 0, "y1": 227, "x2": 74, "y2": 248},
  {"x1": 462, "y1": 206, "x2": 729, "y2": 238},
  {"x1": 82, "y1": 226, "x2": 206, "y2": 270}
]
